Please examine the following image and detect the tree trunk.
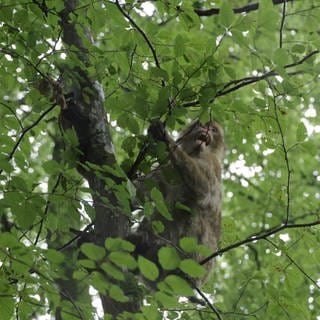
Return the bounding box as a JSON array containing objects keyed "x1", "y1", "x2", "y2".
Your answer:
[{"x1": 57, "y1": 1, "x2": 139, "y2": 316}]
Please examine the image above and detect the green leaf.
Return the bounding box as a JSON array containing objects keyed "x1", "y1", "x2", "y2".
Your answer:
[
  {"x1": 138, "y1": 256, "x2": 159, "y2": 281},
  {"x1": 43, "y1": 249, "x2": 65, "y2": 264},
  {"x1": 101, "y1": 262, "x2": 125, "y2": 281},
  {"x1": 296, "y1": 122, "x2": 307, "y2": 141},
  {"x1": 0, "y1": 297, "x2": 15, "y2": 320},
  {"x1": 292, "y1": 44, "x2": 305, "y2": 54},
  {"x1": 141, "y1": 305, "x2": 159, "y2": 320},
  {"x1": 158, "y1": 247, "x2": 180, "y2": 270},
  {"x1": 81, "y1": 243, "x2": 106, "y2": 261},
  {"x1": 42, "y1": 160, "x2": 61, "y2": 174},
  {"x1": 108, "y1": 285, "x2": 129, "y2": 302},
  {"x1": 105, "y1": 238, "x2": 135, "y2": 252},
  {"x1": 0, "y1": 232, "x2": 20, "y2": 248},
  {"x1": 78, "y1": 259, "x2": 96, "y2": 269},
  {"x1": 219, "y1": 1, "x2": 235, "y2": 27},
  {"x1": 150, "y1": 67, "x2": 169, "y2": 82},
  {"x1": 150, "y1": 188, "x2": 172, "y2": 221},
  {"x1": 15, "y1": 203, "x2": 35, "y2": 230},
  {"x1": 174, "y1": 34, "x2": 185, "y2": 57},
  {"x1": 274, "y1": 48, "x2": 289, "y2": 67},
  {"x1": 179, "y1": 237, "x2": 198, "y2": 253},
  {"x1": 164, "y1": 275, "x2": 193, "y2": 296},
  {"x1": 179, "y1": 259, "x2": 206, "y2": 278},
  {"x1": 90, "y1": 272, "x2": 109, "y2": 294},
  {"x1": 108, "y1": 251, "x2": 137, "y2": 270},
  {"x1": 152, "y1": 220, "x2": 165, "y2": 233},
  {"x1": 154, "y1": 291, "x2": 179, "y2": 309},
  {"x1": 73, "y1": 270, "x2": 88, "y2": 280},
  {"x1": 117, "y1": 113, "x2": 140, "y2": 134}
]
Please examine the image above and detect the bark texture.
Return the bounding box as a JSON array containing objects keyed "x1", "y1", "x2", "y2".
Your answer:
[{"x1": 57, "y1": 1, "x2": 137, "y2": 316}]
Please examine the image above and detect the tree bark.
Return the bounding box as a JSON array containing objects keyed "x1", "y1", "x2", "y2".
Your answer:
[{"x1": 57, "y1": 1, "x2": 138, "y2": 316}]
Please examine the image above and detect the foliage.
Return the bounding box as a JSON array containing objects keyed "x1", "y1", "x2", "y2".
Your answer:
[{"x1": 0, "y1": 0, "x2": 320, "y2": 319}]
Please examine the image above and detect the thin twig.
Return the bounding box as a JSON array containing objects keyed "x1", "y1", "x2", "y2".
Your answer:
[
  {"x1": 0, "y1": 103, "x2": 57, "y2": 175},
  {"x1": 0, "y1": 102, "x2": 24, "y2": 130},
  {"x1": 115, "y1": 1, "x2": 162, "y2": 71},
  {"x1": 58, "y1": 222, "x2": 94, "y2": 251},
  {"x1": 271, "y1": 95, "x2": 291, "y2": 224},
  {"x1": 266, "y1": 238, "x2": 320, "y2": 288},
  {"x1": 193, "y1": 286, "x2": 223, "y2": 320},
  {"x1": 34, "y1": 174, "x2": 62, "y2": 245},
  {"x1": 200, "y1": 220, "x2": 320, "y2": 265},
  {"x1": 279, "y1": 1, "x2": 287, "y2": 48},
  {"x1": 182, "y1": 50, "x2": 319, "y2": 108}
]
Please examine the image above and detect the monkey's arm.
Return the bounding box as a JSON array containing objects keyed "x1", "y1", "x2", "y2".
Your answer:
[
  {"x1": 168, "y1": 143, "x2": 212, "y2": 196},
  {"x1": 149, "y1": 121, "x2": 213, "y2": 196}
]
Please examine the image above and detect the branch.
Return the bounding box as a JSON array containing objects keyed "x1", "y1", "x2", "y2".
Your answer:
[
  {"x1": 0, "y1": 103, "x2": 57, "y2": 175},
  {"x1": 115, "y1": 1, "x2": 161, "y2": 70},
  {"x1": 279, "y1": 1, "x2": 287, "y2": 48},
  {"x1": 266, "y1": 238, "x2": 320, "y2": 288},
  {"x1": 194, "y1": 0, "x2": 289, "y2": 17},
  {"x1": 34, "y1": 174, "x2": 62, "y2": 245},
  {"x1": 194, "y1": 286, "x2": 222, "y2": 320},
  {"x1": 271, "y1": 93, "x2": 291, "y2": 224},
  {"x1": 182, "y1": 50, "x2": 320, "y2": 107},
  {"x1": 200, "y1": 220, "x2": 320, "y2": 265}
]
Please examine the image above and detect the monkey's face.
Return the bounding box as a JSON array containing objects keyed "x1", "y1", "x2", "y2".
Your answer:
[{"x1": 179, "y1": 121, "x2": 224, "y2": 155}]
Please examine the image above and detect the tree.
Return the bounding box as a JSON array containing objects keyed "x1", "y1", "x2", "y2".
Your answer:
[{"x1": 0, "y1": 0, "x2": 319, "y2": 319}]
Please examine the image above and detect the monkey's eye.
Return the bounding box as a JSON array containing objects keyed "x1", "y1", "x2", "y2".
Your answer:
[{"x1": 211, "y1": 126, "x2": 218, "y2": 133}]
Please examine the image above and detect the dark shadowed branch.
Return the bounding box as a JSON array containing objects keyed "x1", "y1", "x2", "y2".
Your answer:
[{"x1": 195, "y1": 0, "x2": 290, "y2": 17}]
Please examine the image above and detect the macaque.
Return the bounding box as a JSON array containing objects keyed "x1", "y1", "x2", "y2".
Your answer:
[
  {"x1": 134, "y1": 119, "x2": 225, "y2": 285},
  {"x1": 36, "y1": 77, "x2": 67, "y2": 109}
]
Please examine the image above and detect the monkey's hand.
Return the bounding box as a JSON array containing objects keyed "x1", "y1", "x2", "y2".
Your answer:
[{"x1": 148, "y1": 120, "x2": 169, "y2": 143}]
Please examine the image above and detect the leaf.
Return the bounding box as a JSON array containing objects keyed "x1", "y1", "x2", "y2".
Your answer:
[
  {"x1": 43, "y1": 249, "x2": 65, "y2": 264},
  {"x1": 81, "y1": 243, "x2": 106, "y2": 261},
  {"x1": 154, "y1": 291, "x2": 179, "y2": 309},
  {"x1": 274, "y1": 48, "x2": 289, "y2": 67},
  {"x1": 179, "y1": 237, "x2": 198, "y2": 253},
  {"x1": 150, "y1": 67, "x2": 169, "y2": 82},
  {"x1": 101, "y1": 262, "x2": 125, "y2": 281},
  {"x1": 179, "y1": 259, "x2": 206, "y2": 278},
  {"x1": 296, "y1": 122, "x2": 307, "y2": 141},
  {"x1": 138, "y1": 256, "x2": 159, "y2": 281},
  {"x1": 164, "y1": 275, "x2": 193, "y2": 296},
  {"x1": 150, "y1": 188, "x2": 172, "y2": 221},
  {"x1": 15, "y1": 204, "x2": 34, "y2": 230},
  {"x1": 90, "y1": 271, "x2": 109, "y2": 294},
  {"x1": 174, "y1": 34, "x2": 185, "y2": 57},
  {"x1": 219, "y1": 1, "x2": 235, "y2": 27},
  {"x1": 108, "y1": 251, "x2": 137, "y2": 270},
  {"x1": 158, "y1": 247, "x2": 180, "y2": 270},
  {"x1": 141, "y1": 305, "x2": 159, "y2": 320},
  {"x1": 105, "y1": 238, "x2": 135, "y2": 252},
  {"x1": 152, "y1": 220, "x2": 165, "y2": 233},
  {"x1": 0, "y1": 297, "x2": 15, "y2": 320},
  {"x1": 117, "y1": 113, "x2": 140, "y2": 134},
  {"x1": 109, "y1": 285, "x2": 129, "y2": 302},
  {"x1": 42, "y1": 160, "x2": 61, "y2": 174},
  {"x1": 78, "y1": 259, "x2": 96, "y2": 269},
  {"x1": 73, "y1": 270, "x2": 88, "y2": 280}
]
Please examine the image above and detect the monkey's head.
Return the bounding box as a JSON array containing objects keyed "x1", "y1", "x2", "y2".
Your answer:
[{"x1": 178, "y1": 120, "x2": 225, "y2": 159}]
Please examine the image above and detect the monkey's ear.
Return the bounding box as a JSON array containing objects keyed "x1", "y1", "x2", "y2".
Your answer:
[{"x1": 148, "y1": 120, "x2": 169, "y2": 143}]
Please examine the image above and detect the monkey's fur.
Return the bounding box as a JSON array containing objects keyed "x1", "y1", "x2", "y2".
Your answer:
[{"x1": 133, "y1": 120, "x2": 225, "y2": 285}]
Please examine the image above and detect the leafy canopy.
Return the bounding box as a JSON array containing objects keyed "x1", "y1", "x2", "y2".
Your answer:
[{"x1": 0, "y1": 0, "x2": 320, "y2": 319}]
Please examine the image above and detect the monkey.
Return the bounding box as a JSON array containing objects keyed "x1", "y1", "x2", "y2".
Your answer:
[
  {"x1": 133, "y1": 119, "x2": 225, "y2": 285},
  {"x1": 36, "y1": 77, "x2": 67, "y2": 109}
]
